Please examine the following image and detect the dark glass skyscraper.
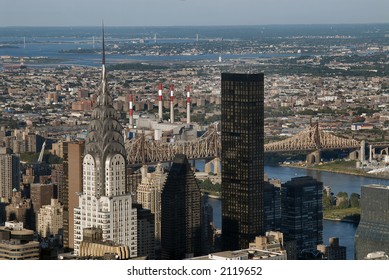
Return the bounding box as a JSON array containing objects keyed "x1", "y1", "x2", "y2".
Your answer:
[
  {"x1": 355, "y1": 184, "x2": 389, "y2": 259},
  {"x1": 264, "y1": 181, "x2": 281, "y2": 232},
  {"x1": 281, "y1": 176, "x2": 323, "y2": 259},
  {"x1": 161, "y1": 154, "x2": 201, "y2": 260},
  {"x1": 221, "y1": 73, "x2": 264, "y2": 250}
]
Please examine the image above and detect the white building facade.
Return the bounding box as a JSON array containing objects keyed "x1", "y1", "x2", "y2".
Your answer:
[
  {"x1": 37, "y1": 198, "x2": 63, "y2": 238},
  {"x1": 73, "y1": 43, "x2": 137, "y2": 257},
  {"x1": 136, "y1": 164, "x2": 166, "y2": 245}
]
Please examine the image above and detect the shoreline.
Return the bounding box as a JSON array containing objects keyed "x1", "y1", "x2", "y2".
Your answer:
[
  {"x1": 323, "y1": 217, "x2": 359, "y2": 224},
  {"x1": 202, "y1": 193, "x2": 221, "y2": 199},
  {"x1": 280, "y1": 163, "x2": 389, "y2": 180}
]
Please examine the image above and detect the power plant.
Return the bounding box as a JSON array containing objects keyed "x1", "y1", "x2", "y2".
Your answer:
[
  {"x1": 158, "y1": 83, "x2": 163, "y2": 122},
  {"x1": 125, "y1": 82, "x2": 197, "y2": 148}
]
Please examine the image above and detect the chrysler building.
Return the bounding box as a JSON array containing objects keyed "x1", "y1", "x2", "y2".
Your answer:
[{"x1": 73, "y1": 28, "x2": 137, "y2": 256}]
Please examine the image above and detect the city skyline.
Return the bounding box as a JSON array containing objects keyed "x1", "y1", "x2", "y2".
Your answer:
[
  {"x1": 0, "y1": 0, "x2": 388, "y2": 27},
  {"x1": 1, "y1": 19, "x2": 389, "y2": 262}
]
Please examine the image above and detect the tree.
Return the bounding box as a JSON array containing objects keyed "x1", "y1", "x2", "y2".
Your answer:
[
  {"x1": 20, "y1": 152, "x2": 39, "y2": 163},
  {"x1": 197, "y1": 178, "x2": 221, "y2": 193},
  {"x1": 46, "y1": 153, "x2": 63, "y2": 164},
  {"x1": 337, "y1": 192, "x2": 348, "y2": 198},
  {"x1": 323, "y1": 190, "x2": 333, "y2": 210},
  {"x1": 336, "y1": 192, "x2": 349, "y2": 209},
  {"x1": 349, "y1": 193, "x2": 360, "y2": 208}
]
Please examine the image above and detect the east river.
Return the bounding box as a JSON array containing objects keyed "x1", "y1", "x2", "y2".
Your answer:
[{"x1": 201, "y1": 164, "x2": 389, "y2": 260}]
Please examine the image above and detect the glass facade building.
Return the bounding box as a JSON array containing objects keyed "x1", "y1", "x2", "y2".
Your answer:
[
  {"x1": 355, "y1": 184, "x2": 389, "y2": 259},
  {"x1": 281, "y1": 176, "x2": 323, "y2": 259},
  {"x1": 264, "y1": 181, "x2": 281, "y2": 232},
  {"x1": 221, "y1": 73, "x2": 265, "y2": 250},
  {"x1": 161, "y1": 154, "x2": 201, "y2": 260}
]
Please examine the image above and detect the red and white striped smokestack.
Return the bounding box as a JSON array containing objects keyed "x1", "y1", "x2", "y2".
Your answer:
[
  {"x1": 158, "y1": 83, "x2": 163, "y2": 122},
  {"x1": 129, "y1": 95, "x2": 134, "y2": 128},
  {"x1": 170, "y1": 84, "x2": 174, "y2": 123},
  {"x1": 186, "y1": 84, "x2": 191, "y2": 124}
]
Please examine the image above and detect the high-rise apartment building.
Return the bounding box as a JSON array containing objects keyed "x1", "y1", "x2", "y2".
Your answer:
[
  {"x1": 136, "y1": 164, "x2": 166, "y2": 251},
  {"x1": 264, "y1": 181, "x2": 281, "y2": 232},
  {"x1": 37, "y1": 198, "x2": 63, "y2": 238},
  {"x1": 201, "y1": 197, "x2": 215, "y2": 254},
  {"x1": 0, "y1": 148, "x2": 20, "y2": 200},
  {"x1": 73, "y1": 37, "x2": 137, "y2": 257},
  {"x1": 281, "y1": 176, "x2": 323, "y2": 259},
  {"x1": 30, "y1": 183, "x2": 54, "y2": 230},
  {"x1": 221, "y1": 73, "x2": 265, "y2": 250},
  {"x1": 355, "y1": 184, "x2": 389, "y2": 259},
  {"x1": 127, "y1": 167, "x2": 142, "y2": 201},
  {"x1": 5, "y1": 191, "x2": 33, "y2": 229},
  {"x1": 51, "y1": 164, "x2": 65, "y2": 204},
  {"x1": 62, "y1": 141, "x2": 84, "y2": 250},
  {"x1": 161, "y1": 154, "x2": 201, "y2": 260},
  {"x1": 134, "y1": 203, "x2": 155, "y2": 259}
]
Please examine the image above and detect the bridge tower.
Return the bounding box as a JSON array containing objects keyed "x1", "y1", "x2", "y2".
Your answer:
[
  {"x1": 306, "y1": 122, "x2": 321, "y2": 165},
  {"x1": 306, "y1": 150, "x2": 321, "y2": 165},
  {"x1": 204, "y1": 157, "x2": 221, "y2": 174}
]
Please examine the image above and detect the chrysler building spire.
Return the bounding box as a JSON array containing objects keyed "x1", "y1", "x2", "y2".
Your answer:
[
  {"x1": 99, "y1": 21, "x2": 110, "y2": 106},
  {"x1": 101, "y1": 21, "x2": 106, "y2": 81}
]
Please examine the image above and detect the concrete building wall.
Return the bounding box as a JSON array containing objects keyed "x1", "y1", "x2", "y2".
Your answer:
[
  {"x1": 66, "y1": 142, "x2": 84, "y2": 250},
  {"x1": 0, "y1": 152, "x2": 20, "y2": 200},
  {"x1": 0, "y1": 223, "x2": 39, "y2": 260},
  {"x1": 37, "y1": 199, "x2": 63, "y2": 238},
  {"x1": 0, "y1": 241, "x2": 40, "y2": 260}
]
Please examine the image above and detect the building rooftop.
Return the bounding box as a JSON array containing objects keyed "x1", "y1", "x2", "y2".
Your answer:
[
  {"x1": 0, "y1": 222, "x2": 34, "y2": 236},
  {"x1": 190, "y1": 248, "x2": 286, "y2": 260}
]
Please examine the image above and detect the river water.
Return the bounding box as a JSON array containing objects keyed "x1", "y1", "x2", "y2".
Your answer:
[
  {"x1": 200, "y1": 164, "x2": 389, "y2": 260},
  {"x1": 0, "y1": 42, "x2": 300, "y2": 67},
  {"x1": 0, "y1": 36, "x2": 301, "y2": 68}
]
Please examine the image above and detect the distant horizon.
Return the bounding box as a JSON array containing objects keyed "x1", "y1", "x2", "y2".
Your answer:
[{"x1": 1, "y1": 22, "x2": 389, "y2": 28}]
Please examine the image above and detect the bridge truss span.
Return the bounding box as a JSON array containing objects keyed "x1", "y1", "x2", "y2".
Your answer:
[
  {"x1": 125, "y1": 122, "x2": 361, "y2": 166},
  {"x1": 125, "y1": 124, "x2": 221, "y2": 165},
  {"x1": 265, "y1": 123, "x2": 360, "y2": 152}
]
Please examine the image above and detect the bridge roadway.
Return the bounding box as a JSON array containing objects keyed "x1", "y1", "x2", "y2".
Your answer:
[{"x1": 125, "y1": 123, "x2": 361, "y2": 166}]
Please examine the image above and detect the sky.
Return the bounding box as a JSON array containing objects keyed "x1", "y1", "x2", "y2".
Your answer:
[{"x1": 0, "y1": 0, "x2": 389, "y2": 26}]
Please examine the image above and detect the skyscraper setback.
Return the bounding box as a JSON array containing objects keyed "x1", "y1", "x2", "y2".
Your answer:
[
  {"x1": 161, "y1": 154, "x2": 201, "y2": 260},
  {"x1": 73, "y1": 31, "x2": 137, "y2": 257},
  {"x1": 221, "y1": 73, "x2": 265, "y2": 250}
]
